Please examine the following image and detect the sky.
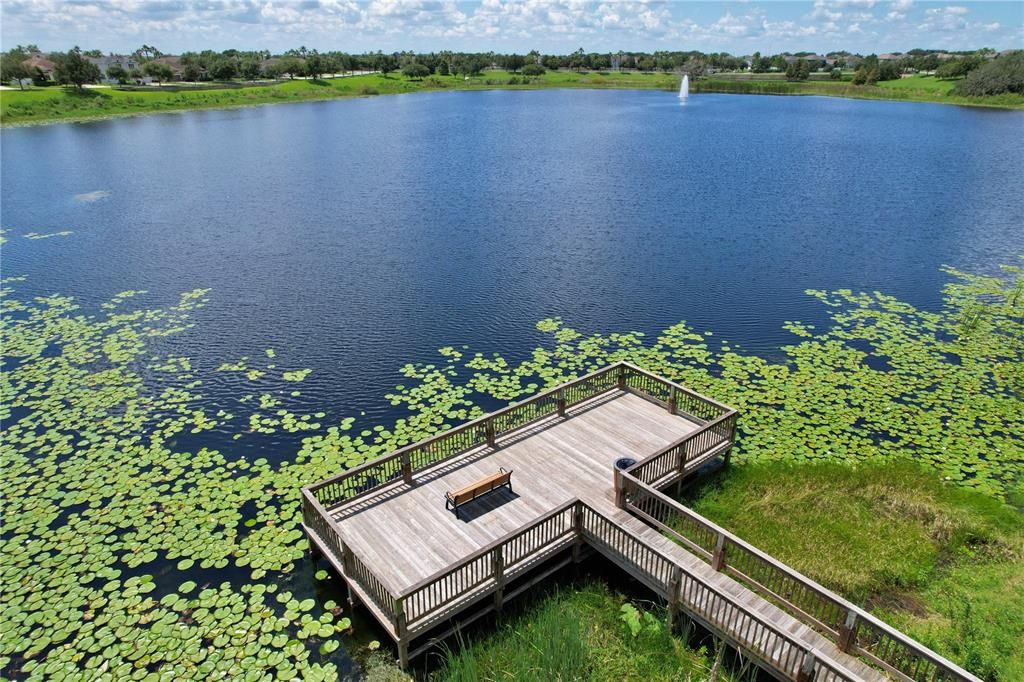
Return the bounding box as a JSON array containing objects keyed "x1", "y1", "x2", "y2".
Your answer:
[{"x1": 2, "y1": 1, "x2": 1022, "y2": 56}]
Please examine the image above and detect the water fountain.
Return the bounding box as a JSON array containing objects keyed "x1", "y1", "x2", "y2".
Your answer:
[{"x1": 679, "y1": 74, "x2": 689, "y2": 99}]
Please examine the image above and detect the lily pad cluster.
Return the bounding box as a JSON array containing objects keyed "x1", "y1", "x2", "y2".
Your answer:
[{"x1": 1, "y1": 241, "x2": 1020, "y2": 681}]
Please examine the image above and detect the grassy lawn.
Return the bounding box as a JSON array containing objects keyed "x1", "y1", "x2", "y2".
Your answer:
[
  {"x1": 4, "y1": 69, "x2": 1019, "y2": 126},
  {"x1": 681, "y1": 461, "x2": 1024, "y2": 681},
  {"x1": 697, "y1": 76, "x2": 1024, "y2": 108},
  {"x1": 427, "y1": 582, "x2": 743, "y2": 682},
  {"x1": 876, "y1": 74, "x2": 957, "y2": 94},
  {"x1": 0, "y1": 71, "x2": 677, "y2": 126}
]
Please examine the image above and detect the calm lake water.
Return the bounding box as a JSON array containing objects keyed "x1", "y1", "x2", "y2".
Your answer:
[{"x1": 3, "y1": 90, "x2": 1023, "y2": 445}]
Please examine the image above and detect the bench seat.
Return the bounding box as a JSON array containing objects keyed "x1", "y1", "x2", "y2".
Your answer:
[{"x1": 445, "y1": 468, "x2": 512, "y2": 518}]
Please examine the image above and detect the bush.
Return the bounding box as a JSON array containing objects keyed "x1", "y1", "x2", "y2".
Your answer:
[
  {"x1": 521, "y1": 63, "x2": 545, "y2": 76},
  {"x1": 357, "y1": 85, "x2": 379, "y2": 96},
  {"x1": 506, "y1": 76, "x2": 520, "y2": 85},
  {"x1": 953, "y1": 51, "x2": 1024, "y2": 96}
]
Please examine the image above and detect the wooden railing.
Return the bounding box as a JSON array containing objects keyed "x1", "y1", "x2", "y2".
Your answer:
[
  {"x1": 619, "y1": 472, "x2": 981, "y2": 682},
  {"x1": 397, "y1": 501, "x2": 578, "y2": 630},
  {"x1": 301, "y1": 488, "x2": 398, "y2": 619},
  {"x1": 305, "y1": 361, "x2": 734, "y2": 511},
  {"x1": 625, "y1": 409, "x2": 738, "y2": 488}
]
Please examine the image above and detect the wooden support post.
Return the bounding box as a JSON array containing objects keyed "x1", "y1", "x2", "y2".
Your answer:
[
  {"x1": 346, "y1": 581, "x2": 355, "y2": 610},
  {"x1": 668, "y1": 387, "x2": 678, "y2": 415},
  {"x1": 485, "y1": 419, "x2": 496, "y2": 448},
  {"x1": 341, "y1": 542, "x2": 354, "y2": 576},
  {"x1": 557, "y1": 390, "x2": 566, "y2": 417},
  {"x1": 837, "y1": 609, "x2": 858, "y2": 653},
  {"x1": 711, "y1": 533, "x2": 727, "y2": 572},
  {"x1": 307, "y1": 536, "x2": 322, "y2": 561},
  {"x1": 613, "y1": 468, "x2": 626, "y2": 509},
  {"x1": 722, "y1": 447, "x2": 732, "y2": 468},
  {"x1": 572, "y1": 502, "x2": 583, "y2": 563},
  {"x1": 667, "y1": 566, "x2": 683, "y2": 632},
  {"x1": 493, "y1": 547, "x2": 505, "y2": 611},
  {"x1": 796, "y1": 649, "x2": 816, "y2": 682},
  {"x1": 395, "y1": 599, "x2": 409, "y2": 669},
  {"x1": 617, "y1": 365, "x2": 626, "y2": 390},
  {"x1": 400, "y1": 452, "x2": 413, "y2": 486}
]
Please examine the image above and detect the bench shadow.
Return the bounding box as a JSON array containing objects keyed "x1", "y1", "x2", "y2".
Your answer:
[{"x1": 451, "y1": 487, "x2": 521, "y2": 523}]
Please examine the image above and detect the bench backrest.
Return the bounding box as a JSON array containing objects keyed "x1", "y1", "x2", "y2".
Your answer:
[{"x1": 449, "y1": 469, "x2": 512, "y2": 506}]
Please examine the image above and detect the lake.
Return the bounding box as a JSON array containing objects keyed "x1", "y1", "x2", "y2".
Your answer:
[{"x1": 3, "y1": 90, "x2": 1023, "y2": 451}]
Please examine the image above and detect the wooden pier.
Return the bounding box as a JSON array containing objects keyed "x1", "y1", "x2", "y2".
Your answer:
[{"x1": 301, "y1": 362, "x2": 979, "y2": 682}]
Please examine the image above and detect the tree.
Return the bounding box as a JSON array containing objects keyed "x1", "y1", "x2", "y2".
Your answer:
[
  {"x1": 263, "y1": 62, "x2": 282, "y2": 80},
  {"x1": 401, "y1": 62, "x2": 430, "y2": 80},
  {"x1": 240, "y1": 59, "x2": 262, "y2": 81},
  {"x1": 796, "y1": 59, "x2": 811, "y2": 80},
  {"x1": 0, "y1": 48, "x2": 31, "y2": 89},
  {"x1": 52, "y1": 47, "x2": 102, "y2": 89},
  {"x1": 504, "y1": 53, "x2": 526, "y2": 72},
  {"x1": 133, "y1": 45, "x2": 162, "y2": 60},
  {"x1": 142, "y1": 61, "x2": 173, "y2": 85},
  {"x1": 851, "y1": 65, "x2": 867, "y2": 85},
  {"x1": 376, "y1": 52, "x2": 398, "y2": 77},
  {"x1": 83, "y1": 49, "x2": 103, "y2": 58},
  {"x1": 305, "y1": 52, "x2": 326, "y2": 80},
  {"x1": 129, "y1": 67, "x2": 143, "y2": 83},
  {"x1": 953, "y1": 50, "x2": 1024, "y2": 96},
  {"x1": 521, "y1": 63, "x2": 545, "y2": 77},
  {"x1": 209, "y1": 57, "x2": 238, "y2": 81},
  {"x1": 105, "y1": 63, "x2": 129, "y2": 84},
  {"x1": 278, "y1": 56, "x2": 304, "y2": 79},
  {"x1": 830, "y1": 67, "x2": 843, "y2": 80}
]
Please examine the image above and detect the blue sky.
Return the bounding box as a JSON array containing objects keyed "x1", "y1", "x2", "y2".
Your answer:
[{"x1": 2, "y1": 1, "x2": 1021, "y2": 55}]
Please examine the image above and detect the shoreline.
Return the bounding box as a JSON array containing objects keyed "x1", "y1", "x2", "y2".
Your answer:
[{"x1": 3, "y1": 73, "x2": 1021, "y2": 128}]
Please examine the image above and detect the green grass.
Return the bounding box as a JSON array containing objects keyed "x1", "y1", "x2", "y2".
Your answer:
[
  {"x1": 430, "y1": 582, "x2": 742, "y2": 681},
  {"x1": 4, "y1": 68, "x2": 1019, "y2": 127},
  {"x1": 0, "y1": 71, "x2": 678, "y2": 126},
  {"x1": 681, "y1": 461, "x2": 1024, "y2": 680},
  {"x1": 696, "y1": 76, "x2": 1024, "y2": 108}
]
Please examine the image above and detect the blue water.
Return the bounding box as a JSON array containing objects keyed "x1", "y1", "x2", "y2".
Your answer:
[{"x1": 3, "y1": 90, "x2": 1023, "y2": 445}]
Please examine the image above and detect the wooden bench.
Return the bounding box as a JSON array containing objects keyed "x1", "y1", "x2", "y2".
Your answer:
[{"x1": 445, "y1": 468, "x2": 513, "y2": 519}]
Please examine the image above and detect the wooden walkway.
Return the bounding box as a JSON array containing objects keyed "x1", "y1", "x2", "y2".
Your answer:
[{"x1": 301, "y1": 362, "x2": 979, "y2": 682}]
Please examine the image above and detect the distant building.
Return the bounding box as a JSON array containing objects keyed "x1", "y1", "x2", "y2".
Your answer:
[
  {"x1": 87, "y1": 54, "x2": 141, "y2": 82},
  {"x1": 23, "y1": 53, "x2": 56, "y2": 81},
  {"x1": 878, "y1": 53, "x2": 904, "y2": 61}
]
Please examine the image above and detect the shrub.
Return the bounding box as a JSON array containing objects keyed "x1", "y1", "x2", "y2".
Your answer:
[
  {"x1": 521, "y1": 63, "x2": 545, "y2": 76},
  {"x1": 953, "y1": 51, "x2": 1024, "y2": 96}
]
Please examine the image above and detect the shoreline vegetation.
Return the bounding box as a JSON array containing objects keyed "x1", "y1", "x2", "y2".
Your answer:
[
  {"x1": 2, "y1": 69, "x2": 1022, "y2": 127},
  {"x1": 2, "y1": 229, "x2": 1021, "y2": 680}
]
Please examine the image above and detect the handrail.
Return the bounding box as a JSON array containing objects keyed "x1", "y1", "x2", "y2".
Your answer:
[
  {"x1": 619, "y1": 470, "x2": 981, "y2": 682},
  {"x1": 304, "y1": 361, "x2": 736, "y2": 510},
  {"x1": 624, "y1": 408, "x2": 738, "y2": 487},
  {"x1": 304, "y1": 363, "x2": 622, "y2": 505},
  {"x1": 398, "y1": 499, "x2": 579, "y2": 598},
  {"x1": 618, "y1": 361, "x2": 734, "y2": 415}
]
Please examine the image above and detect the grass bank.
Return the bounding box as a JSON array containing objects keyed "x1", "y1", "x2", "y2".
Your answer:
[
  {"x1": 3, "y1": 70, "x2": 1020, "y2": 127},
  {"x1": 428, "y1": 582, "x2": 744, "y2": 681},
  {"x1": 681, "y1": 461, "x2": 1024, "y2": 681},
  {"x1": 696, "y1": 74, "x2": 1024, "y2": 108}
]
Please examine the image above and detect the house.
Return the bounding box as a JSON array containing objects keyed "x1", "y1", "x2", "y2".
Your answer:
[
  {"x1": 87, "y1": 54, "x2": 141, "y2": 82},
  {"x1": 23, "y1": 53, "x2": 56, "y2": 81},
  {"x1": 150, "y1": 56, "x2": 184, "y2": 79},
  {"x1": 879, "y1": 53, "x2": 904, "y2": 61}
]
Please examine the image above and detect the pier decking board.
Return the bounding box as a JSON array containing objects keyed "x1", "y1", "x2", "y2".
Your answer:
[
  {"x1": 331, "y1": 391, "x2": 699, "y2": 591},
  {"x1": 303, "y1": 362, "x2": 979, "y2": 682}
]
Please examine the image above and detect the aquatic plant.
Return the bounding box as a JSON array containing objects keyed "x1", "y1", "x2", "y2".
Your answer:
[{"x1": 0, "y1": 240, "x2": 1020, "y2": 679}]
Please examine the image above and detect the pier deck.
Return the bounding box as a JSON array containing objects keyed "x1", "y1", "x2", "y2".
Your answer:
[{"x1": 302, "y1": 362, "x2": 979, "y2": 682}]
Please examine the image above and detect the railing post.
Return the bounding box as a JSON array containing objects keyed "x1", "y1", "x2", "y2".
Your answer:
[
  {"x1": 341, "y1": 541, "x2": 354, "y2": 576},
  {"x1": 557, "y1": 389, "x2": 566, "y2": 417},
  {"x1": 837, "y1": 609, "x2": 858, "y2": 653},
  {"x1": 711, "y1": 533, "x2": 727, "y2": 572},
  {"x1": 572, "y1": 502, "x2": 583, "y2": 563},
  {"x1": 667, "y1": 565, "x2": 683, "y2": 631},
  {"x1": 613, "y1": 468, "x2": 626, "y2": 509},
  {"x1": 394, "y1": 598, "x2": 409, "y2": 669},
  {"x1": 617, "y1": 364, "x2": 627, "y2": 390},
  {"x1": 796, "y1": 649, "x2": 816, "y2": 682},
  {"x1": 400, "y1": 453, "x2": 413, "y2": 486},
  {"x1": 485, "y1": 418, "x2": 495, "y2": 448},
  {"x1": 493, "y1": 546, "x2": 505, "y2": 611},
  {"x1": 668, "y1": 387, "x2": 678, "y2": 415}
]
